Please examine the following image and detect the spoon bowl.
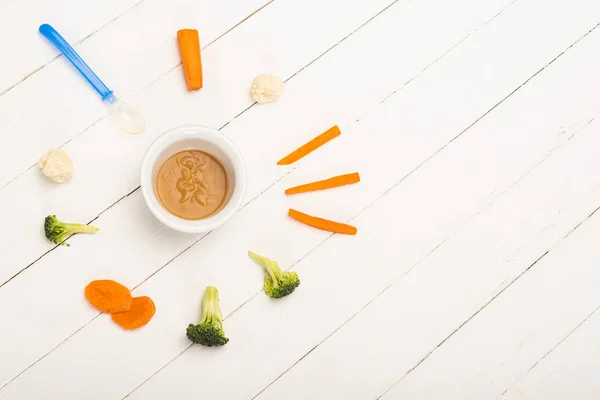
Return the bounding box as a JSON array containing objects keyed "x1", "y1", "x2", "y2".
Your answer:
[{"x1": 104, "y1": 95, "x2": 146, "y2": 135}]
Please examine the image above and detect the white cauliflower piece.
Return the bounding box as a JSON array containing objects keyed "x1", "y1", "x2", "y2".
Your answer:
[
  {"x1": 38, "y1": 149, "x2": 74, "y2": 183},
  {"x1": 250, "y1": 74, "x2": 284, "y2": 104}
]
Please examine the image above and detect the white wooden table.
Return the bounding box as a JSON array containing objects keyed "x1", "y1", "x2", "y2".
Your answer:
[{"x1": 2, "y1": 0, "x2": 600, "y2": 398}]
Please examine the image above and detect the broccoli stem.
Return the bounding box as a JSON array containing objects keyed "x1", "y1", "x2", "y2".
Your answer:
[
  {"x1": 264, "y1": 262, "x2": 282, "y2": 284},
  {"x1": 200, "y1": 286, "x2": 223, "y2": 327},
  {"x1": 248, "y1": 251, "x2": 282, "y2": 283},
  {"x1": 62, "y1": 223, "x2": 99, "y2": 234}
]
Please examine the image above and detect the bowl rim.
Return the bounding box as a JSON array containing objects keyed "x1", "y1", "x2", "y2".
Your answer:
[{"x1": 140, "y1": 124, "x2": 247, "y2": 233}]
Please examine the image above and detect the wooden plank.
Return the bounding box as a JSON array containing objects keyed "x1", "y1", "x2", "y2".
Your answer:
[
  {"x1": 0, "y1": 0, "x2": 271, "y2": 188},
  {"x1": 0, "y1": 0, "x2": 397, "y2": 285},
  {"x1": 0, "y1": 0, "x2": 140, "y2": 94},
  {"x1": 500, "y1": 307, "x2": 600, "y2": 400},
  {"x1": 2, "y1": 0, "x2": 597, "y2": 398}
]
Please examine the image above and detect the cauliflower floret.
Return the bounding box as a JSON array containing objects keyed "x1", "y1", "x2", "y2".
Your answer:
[
  {"x1": 38, "y1": 149, "x2": 74, "y2": 183},
  {"x1": 250, "y1": 74, "x2": 284, "y2": 104}
]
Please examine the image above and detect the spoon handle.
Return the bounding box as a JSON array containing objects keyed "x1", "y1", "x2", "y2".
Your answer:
[{"x1": 39, "y1": 24, "x2": 113, "y2": 101}]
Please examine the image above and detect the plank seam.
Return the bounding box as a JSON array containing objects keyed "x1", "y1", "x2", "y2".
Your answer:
[{"x1": 496, "y1": 303, "x2": 600, "y2": 399}]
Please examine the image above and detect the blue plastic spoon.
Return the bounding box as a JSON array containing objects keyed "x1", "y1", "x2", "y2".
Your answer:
[{"x1": 39, "y1": 24, "x2": 145, "y2": 135}]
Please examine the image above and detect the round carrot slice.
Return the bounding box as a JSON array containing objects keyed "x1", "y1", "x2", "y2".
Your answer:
[
  {"x1": 111, "y1": 296, "x2": 156, "y2": 330},
  {"x1": 84, "y1": 280, "x2": 132, "y2": 313}
]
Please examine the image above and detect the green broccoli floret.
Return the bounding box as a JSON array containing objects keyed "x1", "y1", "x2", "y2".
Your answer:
[
  {"x1": 186, "y1": 286, "x2": 229, "y2": 347},
  {"x1": 44, "y1": 215, "x2": 99, "y2": 246},
  {"x1": 248, "y1": 251, "x2": 300, "y2": 299}
]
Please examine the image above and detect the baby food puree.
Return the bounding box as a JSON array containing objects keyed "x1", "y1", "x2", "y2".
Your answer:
[{"x1": 156, "y1": 150, "x2": 228, "y2": 220}]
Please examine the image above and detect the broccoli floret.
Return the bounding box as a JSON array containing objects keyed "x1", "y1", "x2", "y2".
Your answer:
[
  {"x1": 248, "y1": 251, "x2": 300, "y2": 299},
  {"x1": 186, "y1": 286, "x2": 229, "y2": 347},
  {"x1": 44, "y1": 215, "x2": 99, "y2": 246}
]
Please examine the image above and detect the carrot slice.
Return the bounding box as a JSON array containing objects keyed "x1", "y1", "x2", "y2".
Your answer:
[
  {"x1": 111, "y1": 296, "x2": 156, "y2": 330},
  {"x1": 177, "y1": 29, "x2": 203, "y2": 90},
  {"x1": 277, "y1": 125, "x2": 341, "y2": 165},
  {"x1": 285, "y1": 172, "x2": 360, "y2": 195},
  {"x1": 288, "y1": 209, "x2": 357, "y2": 235},
  {"x1": 84, "y1": 280, "x2": 132, "y2": 313}
]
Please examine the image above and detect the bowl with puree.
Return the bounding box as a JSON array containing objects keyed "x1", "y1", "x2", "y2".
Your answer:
[{"x1": 141, "y1": 125, "x2": 246, "y2": 233}]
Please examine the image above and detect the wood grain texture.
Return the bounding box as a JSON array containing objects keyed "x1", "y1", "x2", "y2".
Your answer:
[{"x1": 2, "y1": 0, "x2": 600, "y2": 398}]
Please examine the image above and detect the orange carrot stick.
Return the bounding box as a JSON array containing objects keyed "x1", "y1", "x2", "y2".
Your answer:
[
  {"x1": 277, "y1": 125, "x2": 341, "y2": 165},
  {"x1": 111, "y1": 296, "x2": 156, "y2": 330},
  {"x1": 288, "y1": 209, "x2": 357, "y2": 235},
  {"x1": 84, "y1": 280, "x2": 132, "y2": 313},
  {"x1": 285, "y1": 172, "x2": 360, "y2": 195},
  {"x1": 177, "y1": 29, "x2": 203, "y2": 90}
]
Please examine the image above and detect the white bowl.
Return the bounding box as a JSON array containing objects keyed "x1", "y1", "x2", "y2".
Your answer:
[{"x1": 141, "y1": 125, "x2": 247, "y2": 233}]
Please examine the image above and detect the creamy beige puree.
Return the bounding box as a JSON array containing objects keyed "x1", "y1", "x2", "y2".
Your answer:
[{"x1": 156, "y1": 150, "x2": 228, "y2": 220}]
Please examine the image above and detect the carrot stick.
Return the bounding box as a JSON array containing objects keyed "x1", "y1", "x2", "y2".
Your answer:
[
  {"x1": 285, "y1": 172, "x2": 360, "y2": 195},
  {"x1": 111, "y1": 296, "x2": 156, "y2": 330},
  {"x1": 277, "y1": 125, "x2": 341, "y2": 165},
  {"x1": 288, "y1": 209, "x2": 357, "y2": 235},
  {"x1": 177, "y1": 29, "x2": 203, "y2": 90},
  {"x1": 84, "y1": 280, "x2": 132, "y2": 313}
]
